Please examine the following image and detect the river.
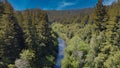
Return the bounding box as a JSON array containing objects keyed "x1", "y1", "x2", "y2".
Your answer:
[{"x1": 54, "y1": 38, "x2": 65, "y2": 68}]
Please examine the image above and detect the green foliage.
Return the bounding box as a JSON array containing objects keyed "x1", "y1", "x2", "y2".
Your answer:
[
  {"x1": 52, "y1": 1, "x2": 120, "y2": 68},
  {"x1": 0, "y1": 0, "x2": 58, "y2": 68},
  {"x1": 52, "y1": 23, "x2": 92, "y2": 67},
  {"x1": 62, "y1": 55, "x2": 79, "y2": 68},
  {"x1": 95, "y1": 0, "x2": 108, "y2": 22},
  {"x1": 8, "y1": 64, "x2": 15, "y2": 68},
  {"x1": 0, "y1": 0, "x2": 120, "y2": 68},
  {"x1": 95, "y1": 0, "x2": 109, "y2": 31},
  {"x1": 18, "y1": 9, "x2": 58, "y2": 68},
  {"x1": 0, "y1": 0, "x2": 25, "y2": 65},
  {"x1": 104, "y1": 51, "x2": 120, "y2": 68},
  {"x1": 68, "y1": 36, "x2": 88, "y2": 52},
  {"x1": 20, "y1": 49, "x2": 35, "y2": 61}
]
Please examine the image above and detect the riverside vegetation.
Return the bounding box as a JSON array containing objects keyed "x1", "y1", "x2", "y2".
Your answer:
[{"x1": 51, "y1": 0, "x2": 120, "y2": 68}]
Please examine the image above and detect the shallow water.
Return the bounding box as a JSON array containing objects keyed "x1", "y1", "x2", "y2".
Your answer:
[{"x1": 54, "y1": 38, "x2": 65, "y2": 68}]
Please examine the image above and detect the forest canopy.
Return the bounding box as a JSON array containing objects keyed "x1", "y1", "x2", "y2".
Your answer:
[{"x1": 0, "y1": 0, "x2": 120, "y2": 68}]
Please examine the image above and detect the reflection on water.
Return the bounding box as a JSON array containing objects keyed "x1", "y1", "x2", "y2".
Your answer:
[{"x1": 54, "y1": 38, "x2": 65, "y2": 68}]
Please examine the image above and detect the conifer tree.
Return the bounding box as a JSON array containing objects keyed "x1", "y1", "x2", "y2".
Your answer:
[
  {"x1": 0, "y1": 1, "x2": 3, "y2": 18},
  {"x1": 95, "y1": 0, "x2": 109, "y2": 31},
  {"x1": 0, "y1": 0, "x2": 25, "y2": 64}
]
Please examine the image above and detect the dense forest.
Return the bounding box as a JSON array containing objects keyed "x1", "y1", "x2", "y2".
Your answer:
[
  {"x1": 52, "y1": 0, "x2": 120, "y2": 68},
  {"x1": 0, "y1": 0, "x2": 58, "y2": 68},
  {"x1": 47, "y1": 8, "x2": 93, "y2": 24},
  {"x1": 0, "y1": 0, "x2": 120, "y2": 68}
]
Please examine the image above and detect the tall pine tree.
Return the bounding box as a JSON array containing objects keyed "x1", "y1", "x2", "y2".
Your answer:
[
  {"x1": 0, "y1": 0, "x2": 25, "y2": 64},
  {"x1": 95, "y1": 0, "x2": 109, "y2": 31}
]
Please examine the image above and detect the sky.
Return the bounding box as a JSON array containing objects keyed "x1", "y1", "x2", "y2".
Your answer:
[{"x1": 8, "y1": 0, "x2": 118, "y2": 10}]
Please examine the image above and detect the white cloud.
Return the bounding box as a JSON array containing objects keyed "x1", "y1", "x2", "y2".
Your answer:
[
  {"x1": 103, "y1": 0, "x2": 118, "y2": 5},
  {"x1": 42, "y1": 8, "x2": 54, "y2": 10},
  {"x1": 42, "y1": 8, "x2": 48, "y2": 10},
  {"x1": 57, "y1": 1, "x2": 76, "y2": 10}
]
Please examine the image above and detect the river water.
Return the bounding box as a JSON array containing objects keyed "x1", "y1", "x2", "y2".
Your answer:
[{"x1": 54, "y1": 38, "x2": 65, "y2": 68}]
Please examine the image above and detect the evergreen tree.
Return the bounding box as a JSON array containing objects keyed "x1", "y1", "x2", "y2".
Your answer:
[
  {"x1": 95, "y1": 0, "x2": 109, "y2": 31},
  {"x1": 0, "y1": 0, "x2": 25, "y2": 64},
  {"x1": 18, "y1": 9, "x2": 58, "y2": 68},
  {"x1": 0, "y1": 0, "x2": 3, "y2": 18}
]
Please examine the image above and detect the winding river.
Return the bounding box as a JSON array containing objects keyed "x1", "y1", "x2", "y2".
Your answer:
[{"x1": 54, "y1": 38, "x2": 65, "y2": 68}]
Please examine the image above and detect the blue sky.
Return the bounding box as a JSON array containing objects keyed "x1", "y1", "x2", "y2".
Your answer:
[{"x1": 8, "y1": 0, "x2": 117, "y2": 10}]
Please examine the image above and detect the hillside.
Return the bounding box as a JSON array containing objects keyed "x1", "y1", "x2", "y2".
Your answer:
[{"x1": 47, "y1": 8, "x2": 94, "y2": 24}]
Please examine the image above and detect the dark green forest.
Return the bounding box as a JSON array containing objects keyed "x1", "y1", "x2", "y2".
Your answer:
[
  {"x1": 0, "y1": 0, "x2": 58, "y2": 68},
  {"x1": 0, "y1": 0, "x2": 120, "y2": 68}
]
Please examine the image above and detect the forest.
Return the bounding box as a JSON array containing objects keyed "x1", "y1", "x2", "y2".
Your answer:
[
  {"x1": 0, "y1": 0, "x2": 120, "y2": 68},
  {"x1": 0, "y1": 0, "x2": 58, "y2": 68}
]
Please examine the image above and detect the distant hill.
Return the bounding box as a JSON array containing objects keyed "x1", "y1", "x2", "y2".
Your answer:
[{"x1": 47, "y1": 8, "x2": 94, "y2": 24}]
